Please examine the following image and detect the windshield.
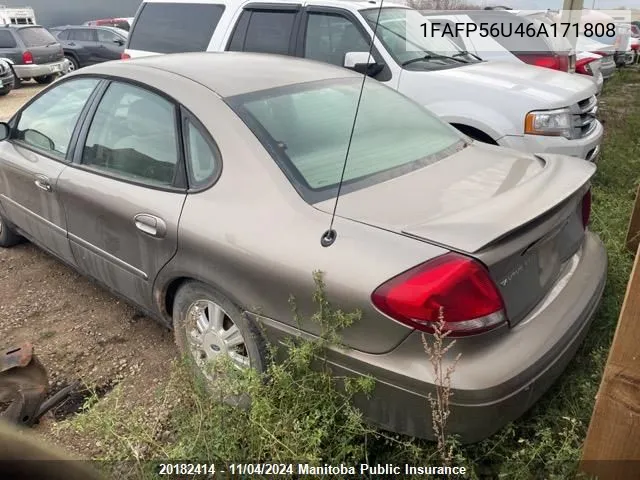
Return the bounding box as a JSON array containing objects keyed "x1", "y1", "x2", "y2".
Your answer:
[
  {"x1": 361, "y1": 8, "x2": 478, "y2": 68},
  {"x1": 227, "y1": 77, "x2": 464, "y2": 203}
]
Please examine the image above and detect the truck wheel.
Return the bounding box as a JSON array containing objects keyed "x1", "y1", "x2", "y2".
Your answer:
[{"x1": 35, "y1": 75, "x2": 55, "y2": 85}]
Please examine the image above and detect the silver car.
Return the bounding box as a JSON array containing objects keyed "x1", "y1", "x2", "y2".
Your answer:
[{"x1": 0, "y1": 53, "x2": 607, "y2": 443}]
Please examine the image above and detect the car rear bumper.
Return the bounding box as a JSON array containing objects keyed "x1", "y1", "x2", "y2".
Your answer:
[
  {"x1": 12, "y1": 59, "x2": 69, "y2": 79},
  {"x1": 253, "y1": 231, "x2": 607, "y2": 443},
  {"x1": 498, "y1": 120, "x2": 603, "y2": 162}
]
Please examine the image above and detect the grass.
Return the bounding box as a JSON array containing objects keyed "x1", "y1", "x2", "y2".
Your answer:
[{"x1": 55, "y1": 69, "x2": 640, "y2": 479}]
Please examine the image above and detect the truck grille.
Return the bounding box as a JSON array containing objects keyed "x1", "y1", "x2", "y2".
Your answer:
[{"x1": 571, "y1": 95, "x2": 598, "y2": 139}]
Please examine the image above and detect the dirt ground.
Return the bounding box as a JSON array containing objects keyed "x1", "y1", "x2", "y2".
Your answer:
[{"x1": 0, "y1": 82, "x2": 178, "y2": 456}]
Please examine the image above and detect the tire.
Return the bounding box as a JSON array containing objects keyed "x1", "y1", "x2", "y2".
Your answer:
[
  {"x1": 65, "y1": 55, "x2": 79, "y2": 72},
  {"x1": 35, "y1": 75, "x2": 55, "y2": 85},
  {"x1": 173, "y1": 281, "x2": 267, "y2": 393},
  {"x1": 0, "y1": 86, "x2": 11, "y2": 96},
  {"x1": 0, "y1": 213, "x2": 23, "y2": 248}
]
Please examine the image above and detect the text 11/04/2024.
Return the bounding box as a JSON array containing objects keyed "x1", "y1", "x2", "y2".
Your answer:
[{"x1": 422, "y1": 21, "x2": 616, "y2": 39}]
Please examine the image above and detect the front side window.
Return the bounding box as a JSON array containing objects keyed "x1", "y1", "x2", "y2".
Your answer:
[
  {"x1": 97, "y1": 29, "x2": 122, "y2": 43},
  {"x1": 228, "y1": 78, "x2": 463, "y2": 202},
  {"x1": 304, "y1": 13, "x2": 371, "y2": 66},
  {"x1": 128, "y1": 2, "x2": 225, "y2": 53},
  {"x1": 82, "y1": 82, "x2": 179, "y2": 187},
  {"x1": 15, "y1": 78, "x2": 99, "y2": 157}
]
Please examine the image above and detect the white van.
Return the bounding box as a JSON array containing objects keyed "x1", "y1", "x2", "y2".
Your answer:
[{"x1": 124, "y1": 0, "x2": 602, "y2": 161}]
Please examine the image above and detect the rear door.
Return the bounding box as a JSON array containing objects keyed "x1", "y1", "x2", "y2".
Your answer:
[
  {"x1": 56, "y1": 80, "x2": 187, "y2": 311},
  {"x1": 0, "y1": 77, "x2": 101, "y2": 264},
  {"x1": 15, "y1": 26, "x2": 64, "y2": 64}
]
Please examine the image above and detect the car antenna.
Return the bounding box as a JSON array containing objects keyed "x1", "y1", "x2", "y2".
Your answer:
[{"x1": 320, "y1": 0, "x2": 385, "y2": 248}]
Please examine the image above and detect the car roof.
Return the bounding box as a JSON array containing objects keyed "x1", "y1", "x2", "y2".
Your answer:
[{"x1": 100, "y1": 52, "x2": 360, "y2": 97}]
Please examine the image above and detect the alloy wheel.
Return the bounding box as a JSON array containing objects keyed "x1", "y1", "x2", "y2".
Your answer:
[{"x1": 186, "y1": 299, "x2": 250, "y2": 379}]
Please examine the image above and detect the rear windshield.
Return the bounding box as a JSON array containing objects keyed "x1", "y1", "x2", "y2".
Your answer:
[
  {"x1": 227, "y1": 78, "x2": 464, "y2": 203},
  {"x1": 17, "y1": 27, "x2": 57, "y2": 47},
  {"x1": 128, "y1": 2, "x2": 225, "y2": 53}
]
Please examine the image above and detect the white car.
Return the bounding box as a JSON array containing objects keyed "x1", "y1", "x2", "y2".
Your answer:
[{"x1": 124, "y1": 0, "x2": 602, "y2": 162}]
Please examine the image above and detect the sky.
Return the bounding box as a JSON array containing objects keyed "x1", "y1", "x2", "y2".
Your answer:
[
  {"x1": 1, "y1": 0, "x2": 141, "y2": 26},
  {"x1": 1, "y1": 0, "x2": 639, "y2": 26}
]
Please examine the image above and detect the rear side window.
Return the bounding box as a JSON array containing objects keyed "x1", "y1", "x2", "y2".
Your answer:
[
  {"x1": 128, "y1": 2, "x2": 225, "y2": 53},
  {"x1": 68, "y1": 29, "x2": 98, "y2": 42},
  {"x1": 0, "y1": 30, "x2": 16, "y2": 48},
  {"x1": 17, "y1": 27, "x2": 58, "y2": 47},
  {"x1": 228, "y1": 10, "x2": 297, "y2": 55}
]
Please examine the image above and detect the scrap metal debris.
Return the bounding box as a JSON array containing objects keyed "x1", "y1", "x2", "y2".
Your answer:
[{"x1": 0, "y1": 343, "x2": 78, "y2": 426}]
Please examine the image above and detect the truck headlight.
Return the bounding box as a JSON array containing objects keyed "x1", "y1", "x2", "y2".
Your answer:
[{"x1": 524, "y1": 108, "x2": 572, "y2": 138}]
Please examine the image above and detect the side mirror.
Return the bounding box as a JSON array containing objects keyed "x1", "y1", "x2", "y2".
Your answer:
[
  {"x1": 24, "y1": 129, "x2": 54, "y2": 150},
  {"x1": 0, "y1": 122, "x2": 9, "y2": 141},
  {"x1": 343, "y1": 51, "x2": 384, "y2": 76}
]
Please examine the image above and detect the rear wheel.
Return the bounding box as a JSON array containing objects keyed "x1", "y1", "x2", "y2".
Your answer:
[
  {"x1": 35, "y1": 75, "x2": 55, "y2": 85},
  {"x1": 0, "y1": 214, "x2": 23, "y2": 248},
  {"x1": 0, "y1": 86, "x2": 11, "y2": 96},
  {"x1": 173, "y1": 281, "x2": 267, "y2": 392}
]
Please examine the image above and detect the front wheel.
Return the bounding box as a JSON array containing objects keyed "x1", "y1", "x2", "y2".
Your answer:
[
  {"x1": 0, "y1": 214, "x2": 23, "y2": 248},
  {"x1": 35, "y1": 75, "x2": 55, "y2": 85},
  {"x1": 173, "y1": 281, "x2": 267, "y2": 389},
  {"x1": 65, "y1": 55, "x2": 79, "y2": 72}
]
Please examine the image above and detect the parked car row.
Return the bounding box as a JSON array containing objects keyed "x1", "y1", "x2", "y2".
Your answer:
[{"x1": 0, "y1": 0, "x2": 621, "y2": 444}]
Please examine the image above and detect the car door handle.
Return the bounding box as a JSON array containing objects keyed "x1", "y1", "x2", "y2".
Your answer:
[
  {"x1": 134, "y1": 214, "x2": 167, "y2": 238},
  {"x1": 34, "y1": 175, "x2": 52, "y2": 192}
]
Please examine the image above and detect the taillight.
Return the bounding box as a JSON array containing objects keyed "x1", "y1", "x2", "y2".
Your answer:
[
  {"x1": 22, "y1": 51, "x2": 33, "y2": 64},
  {"x1": 582, "y1": 189, "x2": 592, "y2": 228},
  {"x1": 576, "y1": 57, "x2": 595, "y2": 75},
  {"x1": 632, "y1": 43, "x2": 640, "y2": 51},
  {"x1": 371, "y1": 253, "x2": 507, "y2": 337},
  {"x1": 516, "y1": 53, "x2": 568, "y2": 72},
  {"x1": 121, "y1": 52, "x2": 131, "y2": 60}
]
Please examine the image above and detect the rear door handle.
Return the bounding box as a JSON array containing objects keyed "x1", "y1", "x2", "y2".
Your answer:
[
  {"x1": 34, "y1": 175, "x2": 52, "y2": 192},
  {"x1": 134, "y1": 214, "x2": 167, "y2": 238}
]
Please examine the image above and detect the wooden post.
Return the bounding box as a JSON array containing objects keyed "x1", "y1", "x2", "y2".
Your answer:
[
  {"x1": 626, "y1": 184, "x2": 640, "y2": 253},
  {"x1": 580, "y1": 194, "x2": 640, "y2": 478}
]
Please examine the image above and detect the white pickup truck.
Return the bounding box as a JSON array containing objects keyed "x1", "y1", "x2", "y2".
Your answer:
[{"x1": 124, "y1": 0, "x2": 602, "y2": 161}]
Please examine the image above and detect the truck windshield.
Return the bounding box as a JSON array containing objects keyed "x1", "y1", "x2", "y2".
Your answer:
[
  {"x1": 227, "y1": 77, "x2": 464, "y2": 203},
  {"x1": 361, "y1": 7, "x2": 480, "y2": 68}
]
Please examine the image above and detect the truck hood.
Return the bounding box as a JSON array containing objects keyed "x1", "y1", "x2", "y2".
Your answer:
[
  {"x1": 420, "y1": 61, "x2": 597, "y2": 109},
  {"x1": 314, "y1": 142, "x2": 595, "y2": 253}
]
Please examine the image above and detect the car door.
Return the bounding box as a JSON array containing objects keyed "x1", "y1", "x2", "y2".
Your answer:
[
  {"x1": 56, "y1": 80, "x2": 187, "y2": 311},
  {"x1": 0, "y1": 77, "x2": 101, "y2": 264},
  {"x1": 95, "y1": 29, "x2": 125, "y2": 61},
  {"x1": 67, "y1": 28, "x2": 101, "y2": 64}
]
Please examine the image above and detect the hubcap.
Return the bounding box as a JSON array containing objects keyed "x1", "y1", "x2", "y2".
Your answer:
[
  {"x1": 186, "y1": 300, "x2": 249, "y2": 377},
  {"x1": 67, "y1": 60, "x2": 75, "y2": 72}
]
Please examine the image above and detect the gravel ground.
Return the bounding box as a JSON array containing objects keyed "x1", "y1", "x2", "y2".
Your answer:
[{"x1": 0, "y1": 80, "x2": 179, "y2": 457}]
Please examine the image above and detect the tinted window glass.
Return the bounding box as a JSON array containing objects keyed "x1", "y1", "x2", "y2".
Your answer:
[
  {"x1": 128, "y1": 2, "x2": 224, "y2": 53},
  {"x1": 304, "y1": 13, "x2": 370, "y2": 66},
  {"x1": 52, "y1": 29, "x2": 68, "y2": 40},
  {"x1": 15, "y1": 79, "x2": 99, "y2": 157},
  {"x1": 184, "y1": 118, "x2": 219, "y2": 187},
  {"x1": 230, "y1": 78, "x2": 462, "y2": 199},
  {"x1": 0, "y1": 30, "x2": 17, "y2": 48},
  {"x1": 17, "y1": 27, "x2": 58, "y2": 47},
  {"x1": 97, "y1": 29, "x2": 121, "y2": 43},
  {"x1": 241, "y1": 10, "x2": 296, "y2": 55},
  {"x1": 82, "y1": 82, "x2": 179, "y2": 187},
  {"x1": 68, "y1": 29, "x2": 97, "y2": 42}
]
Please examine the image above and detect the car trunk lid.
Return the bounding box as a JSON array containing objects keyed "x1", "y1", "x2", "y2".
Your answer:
[{"x1": 314, "y1": 143, "x2": 595, "y2": 327}]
